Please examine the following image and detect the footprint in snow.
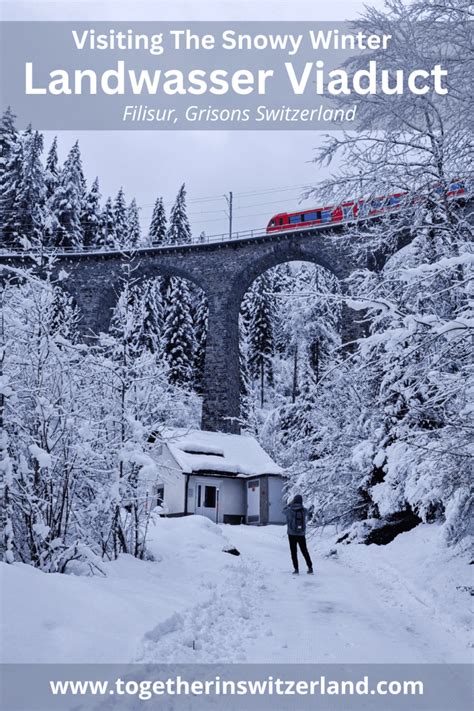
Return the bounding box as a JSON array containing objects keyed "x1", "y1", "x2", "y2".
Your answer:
[{"x1": 135, "y1": 562, "x2": 266, "y2": 663}]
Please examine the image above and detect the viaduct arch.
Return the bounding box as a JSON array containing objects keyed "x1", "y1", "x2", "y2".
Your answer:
[{"x1": 0, "y1": 221, "x2": 410, "y2": 433}]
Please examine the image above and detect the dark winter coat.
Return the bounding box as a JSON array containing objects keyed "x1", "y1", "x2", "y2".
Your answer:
[{"x1": 283, "y1": 495, "x2": 308, "y2": 536}]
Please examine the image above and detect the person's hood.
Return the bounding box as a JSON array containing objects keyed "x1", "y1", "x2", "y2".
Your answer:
[{"x1": 290, "y1": 494, "x2": 303, "y2": 509}]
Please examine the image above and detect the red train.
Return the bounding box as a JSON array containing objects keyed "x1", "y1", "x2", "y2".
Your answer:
[{"x1": 266, "y1": 180, "x2": 467, "y2": 233}]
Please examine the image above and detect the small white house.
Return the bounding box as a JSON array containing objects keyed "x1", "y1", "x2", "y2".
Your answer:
[{"x1": 148, "y1": 429, "x2": 286, "y2": 525}]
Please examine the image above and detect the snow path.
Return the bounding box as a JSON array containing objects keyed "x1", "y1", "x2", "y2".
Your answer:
[{"x1": 136, "y1": 524, "x2": 469, "y2": 665}]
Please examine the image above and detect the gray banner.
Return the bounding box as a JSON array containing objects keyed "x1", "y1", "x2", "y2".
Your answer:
[
  {"x1": 1, "y1": 664, "x2": 472, "y2": 710},
  {"x1": 1, "y1": 21, "x2": 373, "y2": 130}
]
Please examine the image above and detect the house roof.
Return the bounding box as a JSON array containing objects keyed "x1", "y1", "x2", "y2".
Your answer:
[{"x1": 159, "y1": 429, "x2": 283, "y2": 478}]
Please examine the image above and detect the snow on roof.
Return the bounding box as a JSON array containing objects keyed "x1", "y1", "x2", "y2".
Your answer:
[{"x1": 159, "y1": 429, "x2": 283, "y2": 477}]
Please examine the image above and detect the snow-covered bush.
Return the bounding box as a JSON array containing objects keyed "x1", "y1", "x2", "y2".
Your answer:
[
  {"x1": 1, "y1": 269, "x2": 201, "y2": 568},
  {"x1": 270, "y1": 0, "x2": 473, "y2": 545}
]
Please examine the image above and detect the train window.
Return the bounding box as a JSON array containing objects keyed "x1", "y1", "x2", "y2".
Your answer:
[
  {"x1": 321, "y1": 210, "x2": 332, "y2": 222},
  {"x1": 371, "y1": 199, "x2": 383, "y2": 210},
  {"x1": 342, "y1": 205, "x2": 354, "y2": 218},
  {"x1": 450, "y1": 181, "x2": 464, "y2": 191},
  {"x1": 289, "y1": 214, "x2": 303, "y2": 224},
  {"x1": 269, "y1": 219, "x2": 275, "y2": 227},
  {"x1": 388, "y1": 196, "x2": 401, "y2": 206},
  {"x1": 303, "y1": 211, "x2": 321, "y2": 221},
  {"x1": 279, "y1": 218, "x2": 284, "y2": 225}
]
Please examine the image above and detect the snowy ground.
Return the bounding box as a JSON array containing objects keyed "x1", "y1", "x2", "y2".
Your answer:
[{"x1": 1, "y1": 517, "x2": 472, "y2": 665}]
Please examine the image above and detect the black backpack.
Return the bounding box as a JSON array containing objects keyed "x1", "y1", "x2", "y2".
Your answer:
[{"x1": 294, "y1": 508, "x2": 305, "y2": 533}]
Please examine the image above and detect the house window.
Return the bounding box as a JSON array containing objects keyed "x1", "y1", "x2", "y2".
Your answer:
[
  {"x1": 204, "y1": 485, "x2": 216, "y2": 508},
  {"x1": 156, "y1": 485, "x2": 164, "y2": 506}
]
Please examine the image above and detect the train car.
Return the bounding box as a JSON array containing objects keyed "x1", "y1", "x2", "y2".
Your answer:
[
  {"x1": 266, "y1": 193, "x2": 405, "y2": 233},
  {"x1": 266, "y1": 201, "x2": 355, "y2": 233},
  {"x1": 441, "y1": 178, "x2": 466, "y2": 198},
  {"x1": 266, "y1": 181, "x2": 466, "y2": 234}
]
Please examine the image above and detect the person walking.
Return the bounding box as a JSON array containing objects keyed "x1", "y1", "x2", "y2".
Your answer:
[{"x1": 283, "y1": 494, "x2": 313, "y2": 575}]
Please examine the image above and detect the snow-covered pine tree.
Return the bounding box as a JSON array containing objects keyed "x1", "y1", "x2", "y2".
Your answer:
[
  {"x1": 166, "y1": 183, "x2": 192, "y2": 245},
  {"x1": 239, "y1": 288, "x2": 254, "y2": 342},
  {"x1": 2, "y1": 129, "x2": 46, "y2": 249},
  {"x1": 192, "y1": 288, "x2": 208, "y2": 392},
  {"x1": 270, "y1": 264, "x2": 292, "y2": 355},
  {"x1": 0, "y1": 107, "x2": 18, "y2": 165},
  {"x1": 17, "y1": 130, "x2": 46, "y2": 248},
  {"x1": 49, "y1": 140, "x2": 85, "y2": 249},
  {"x1": 134, "y1": 279, "x2": 164, "y2": 355},
  {"x1": 125, "y1": 198, "x2": 141, "y2": 248},
  {"x1": 113, "y1": 187, "x2": 127, "y2": 247},
  {"x1": 81, "y1": 177, "x2": 102, "y2": 248},
  {"x1": 44, "y1": 136, "x2": 59, "y2": 200},
  {"x1": 0, "y1": 278, "x2": 15, "y2": 563},
  {"x1": 110, "y1": 280, "x2": 141, "y2": 359},
  {"x1": 99, "y1": 196, "x2": 116, "y2": 248},
  {"x1": 284, "y1": 264, "x2": 341, "y2": 386},
  {"x1": 239, "y1": 347, "x2": 259, "y2": 434},
  {"x1": 148, "y1": 197, "x2": 167, "y2": 245},
  {"x1": 0, "y1": 106, "x2": 21, "y2": 244},
  {"x1": 272, "y1": 344, "x2": 320, "y2": 471},
  {"x1": 162, "y1": 277, "x2": 196, "y2": 387},
  {"x1": 49, "y1": 286, "x2": 80, "y2": 343},
  {"x1": 1, "y1": 122, "x2": 23, "y2": 248},
  {"x1": 239, "y1": 291, "x2": 256, "y2": 430},
  {"x1": 247, "y1": 273, "x2": 275, "y2": 407},
  {"x1": 283, "y1": 353, "x2": 319, "y2": 454}
]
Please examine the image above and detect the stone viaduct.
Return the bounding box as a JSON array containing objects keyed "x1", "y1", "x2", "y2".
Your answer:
[{"x1": 0, "y1": 220, "x2": 413, "y2": 433}]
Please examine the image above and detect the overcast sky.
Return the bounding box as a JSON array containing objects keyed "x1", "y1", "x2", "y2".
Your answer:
[{"x1": 1, "y1": 0, "x2": 388, "y2": 237}]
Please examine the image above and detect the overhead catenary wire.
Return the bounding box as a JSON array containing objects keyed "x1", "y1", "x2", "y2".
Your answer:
[
  {"x1": 0, "y1": 183, "x2": 313, "y2": 220},
  {"x1": 0, "y1": 209, "x2": 286, "y2": 228},
  {"x1": 131, "y1": 183, "x2": 313, "y2": 209},
  {"x1": 1, "y1": 193, "x2": 314, "y2": 227}
]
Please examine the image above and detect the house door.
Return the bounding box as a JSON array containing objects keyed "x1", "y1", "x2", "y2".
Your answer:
[
  {"x1": 196, "y1": 483, "x2": 219, "y2": 523},
  {"x1": 247, "y1": 479, "x2": 260, "y2": 524}
]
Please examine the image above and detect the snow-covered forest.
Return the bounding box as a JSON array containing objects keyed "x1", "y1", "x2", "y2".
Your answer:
[{"x1": 1, "y1": 0, "x2": 473, "y2": 578}]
